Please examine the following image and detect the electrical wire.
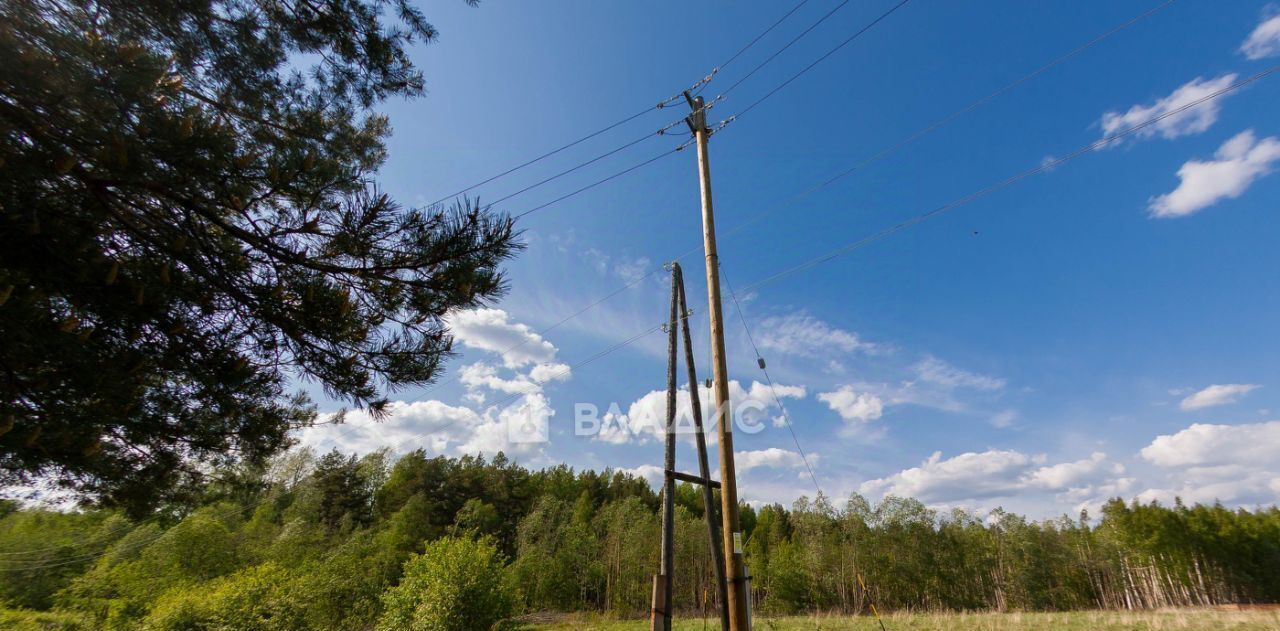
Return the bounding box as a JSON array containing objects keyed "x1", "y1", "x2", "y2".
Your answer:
[
  {"x1": 715, "y1": 0, "x2": 859, "y2": 100},
  {"x1": 485, "y1": 116, "x2": 687, "y2": 209},
  {"x1": 425, "y1": 106, "x2": 664, "y2": 208},
  {"x1": 715, "y1": 0, "x2": 815, "y2": 75},
  {"x1": 511, "y1": 138, "x2": 695, "y2": 220},
  {"x1": 715, "y1": 0, "x2": 1178, "y2": 241},
  {"x1": 721, "y1": 267, "x2": 823, "y2": 499},
  {"x1": 0, "y1": 0, "x2": 1185, "y2": 565},
  {"x1": 726, "y1": 0, "x2": 913, "y2": 124},
  {"x1": 739, "y1": 65, "x2": 1278, "y2": 295},
  {"x1": 427, "y1": 0, "x2": 814, "y2": 207}
]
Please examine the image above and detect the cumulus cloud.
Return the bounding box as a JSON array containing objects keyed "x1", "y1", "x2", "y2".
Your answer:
[
  {"x1": 458, "y1": 392, "x2": 553, "y2": 456},
  {"x1": 529, "y1": 362, "x2": 572, "y2": 383},
  {"x1": 620, "y1": 464, "x2": 666, "y2": 487},
  {"x1": 1099, "y1": 75, "x2": 1238, "y2": 146},
  {"x1": 1149, "y1": 130, "x2": 1280, "y2": 218},
  {"x1": 818, "y1": 386, "x2": 884, "y2": 423},
  {"x1": 445, "y1": 308, "x2": 557, "y2": 368},
  {"x1": 1137, "y1": 421, "x2": 1280, "y2": 507},
  {"x1": 1027, "y1": 452, "x2": 1119, "y2": 490},
  {"x1": 860, "y1": 449, "x2": 1120, "y2": 505},
  {"x1": 1241, "y1": 13, "x2": 1280, "y2": 60},
  {"x1": 459, "y1": 362, "x2": 537, "y2": 395},
  {"x1": 595, "y1": 380, "x2": 806, "y2": 445},
  {"x1": 1178, "y1": 383, "x2": 1261, "y2": 411},
  {"x1": 912, "y1": 356, "x2": 1006, "y2": 391},
  {"x1": 300, "y1": 400, "x2": 484, "y2": 456},
  {"x1": 1141, "y1": 420, "x2": 1280, "y2": 468},
  {"x1": 756, "y1": 311, "x2": 879, "y2": 358},
  {"x1": 736, "y1": 448, "x2": 815, "y2": 474}
]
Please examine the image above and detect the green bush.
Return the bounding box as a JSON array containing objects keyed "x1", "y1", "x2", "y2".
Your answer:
[
  {"x1": 377, "y1": 537, "x2": 513, "y2": 631},
  {"x1": 142, "y1": 562, "x2": 304, "y2": 631},
  {"x1": 0, "y1": 607, "x2": 90, "y2": 631}
]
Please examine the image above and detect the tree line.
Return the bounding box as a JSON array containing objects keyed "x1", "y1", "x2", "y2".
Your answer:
[{"x1": 0, "y1": 449, "x2": 1277, "y2": 628}]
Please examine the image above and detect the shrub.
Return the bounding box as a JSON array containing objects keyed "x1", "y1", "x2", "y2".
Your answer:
[
  {"x1": 142, "y1": 562, "x2": 304, "y2": 631},
  {"x1": 377, "y1": 537, "x2": 513, "y2": 631}
]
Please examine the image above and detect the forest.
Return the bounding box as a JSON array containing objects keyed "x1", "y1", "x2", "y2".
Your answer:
[{"x1": 1, "y1": 449, "x2": 1278, "y2": 629}]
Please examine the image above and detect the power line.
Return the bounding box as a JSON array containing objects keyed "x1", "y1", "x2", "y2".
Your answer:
[
  {"x1": 715, "y1": 0, "x2": 857, "y2": 100},
  {"x1": 428, "y1": 0, "x2": 814, "y2": 208},
  {"x1": 0, "y1": 0, "x2": 1186, "y2": 564},
  {"x1": 715, "y1": 0, "x2": 1177, "y2": 242},
  {"x1": 715, "y1": 0, "x2": 815, "y2": 75},
  {"x1": 721, "y1": 266, "x2": 823, "y2": 498},
  {"x1": 739, "y1": 65, "x2": 1278, "y2": 294},
  {"x1": 481, "y1": 0, "x2": 1178, "y2": 434},
  {"x1": 511, "y1": 138, "x2": 694, "y2": 220},
  {"x1": 486, "y1": 116, "x2": 689, "y2": 208},
  {"x1": 725, "y1": 0, "x2": 913, "y2": 124},
  {"x1": 426, "y1": 105, "x2": 665, "y2": 208}
]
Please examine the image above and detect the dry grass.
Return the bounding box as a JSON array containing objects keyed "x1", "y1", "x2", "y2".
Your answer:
[{"x1": 530, "y1": 608, "x2": 1280, "y2": 630}]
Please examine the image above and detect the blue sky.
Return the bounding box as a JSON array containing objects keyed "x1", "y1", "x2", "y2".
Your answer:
[{"x1": 302, "y1": 0, "x2": 1280, "y2": 519}]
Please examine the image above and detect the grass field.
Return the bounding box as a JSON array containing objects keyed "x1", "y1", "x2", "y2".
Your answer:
[{"x1": 530, "y1": 608, "x2": 1280, "y2": 630}]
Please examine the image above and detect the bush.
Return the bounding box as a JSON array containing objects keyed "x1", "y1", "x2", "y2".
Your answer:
[
  {"x1": 0, "y1": 608, "x2": 90, "y2": 631},
  {"x1": 377, "y1": 537, "x2": 513, "y2": 631},
  {"x1": 142, "y1": 562, "x2": 304, "y2": 631}
]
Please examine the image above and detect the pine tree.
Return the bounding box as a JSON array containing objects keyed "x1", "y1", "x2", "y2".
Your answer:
[{"x1": 0, "y1": 0, "x2": 517, "y2": 513}]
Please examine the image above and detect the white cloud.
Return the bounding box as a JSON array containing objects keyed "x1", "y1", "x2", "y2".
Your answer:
[
  {"x1": 1061, "y1": 477, "x2": 1137, "y2": 517},
  {"x1": 861, "y1": 450, "x2": 1036, "y2": 503},
  {"x1": 860, "y1": 449, "x2": 1120, "y2": 504},
  {"x1": 458, "y1": 392, "x2": 553, "y2": 457},
  {"x1": 1149, "y1": 130, "x2": 1280, "y2": 218},
  {"x1": 1027, "y1": 452, "x2": 1116, "y2": 490},
  {"x1": 619, "y1": 464, "x2": 666, "y2": 488},
  {"x1": 736, "y1": 448, "x2": 815, "y2": 474},
  {"x1": 300, "y1": 400, "x2": 484, "y2": 456},
  {"x1": 1178, "y1": 383, "x2": 1261, "y2": 411},
  {"x1": 1241, "y1": 14, "x2": 1280, "y2": 60},
  {"x1": 529, "y1": 362, "x2": 572, "y2": 383},
  {"x1": 597, "y1": 380, "x2": 806, "y2": 445},
  {"x1": 913, "y1": 356, "x2": 1006, "y2": 391},
  {"x1": 301, "y1": 393, "x2": 557, "y2": 461},
  {"x1": 756, "y1": 312, "x2": 879, "y2": 358},
  {"x1": 1140, "y1": 420, "x2": 1280, "y2": 468},
  {"x1": 445, "y1": 308, "x2": 557, "y2": 368},
  {"x1": 1099, "y1": 74, "x2": 1238, "y2": 145},
  {"x1": 459, "y1": 362, "x2": 537, "y2": 395},
  {"x1": 1137, "y1": 421, "x2": 1280, "y2": 507},
  {"x1": 818, "y1": 386, "x2": 884, "y2": 423}
]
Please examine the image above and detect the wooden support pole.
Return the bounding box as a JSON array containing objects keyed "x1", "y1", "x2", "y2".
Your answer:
[
  {"x1": 651, "y1": 574, "x2": 668, "y2": 630},
  {"x1": 685, "y1": 93, "x2": 750, "y2": 630},
  {"x1": 652, "y1": 265, "x2": 679, "y2": 631},
  {"x1": 666, "y1": 469, "x2": 722, "y2": 489},
  {"x1": 674, "y1": 262, "x2": 730, "y2": 630}
]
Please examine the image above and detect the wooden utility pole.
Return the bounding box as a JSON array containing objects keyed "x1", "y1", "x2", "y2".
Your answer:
[
  {"x1": 653, "y1": 267, "x2": 679, "y2": 631},
  {"x1": 685, "y1": 92, "x2": 750, "y2": 630}
]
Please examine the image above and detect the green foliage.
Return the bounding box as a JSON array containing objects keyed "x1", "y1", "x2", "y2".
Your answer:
[
  {"x1": 0, "y1": 0, "x2": 517, "y2": 514},
  {"x1": 4, "y1": 450, "x2": 1279, "y2": 627},
  {"x1": 377, "y1": 536, "x2": 514, "y2": 631},
  {"x1": 0, "y1": 608, "x2": 91, "y2": 631},
  {"x1": 0, "y1": 508, "x2": 130, "y2": 609},
  {"x1": 142, "y1": 562, "x2": 302, "y2": 631},
  {"x1": 312, "y1": 450, "x2": 374, "y2": 533}
]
